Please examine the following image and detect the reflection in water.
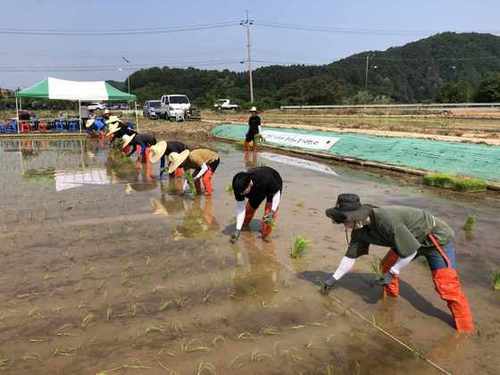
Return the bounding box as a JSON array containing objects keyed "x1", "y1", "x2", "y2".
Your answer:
[
  {"x1": 244, "y1": 149, "x2": 258, "y2": 168},
  {"x1": 151, "y1": 181, "x2": 220, "y2": 240},
  {"x1": 232, "y1": 233, "x2": 280, "y2": 302}
]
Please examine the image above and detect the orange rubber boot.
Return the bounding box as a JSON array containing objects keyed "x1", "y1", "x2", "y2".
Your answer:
[
  {"x1": 261, "y1": 202, "x2": 278, "y2": 239},
  {"x1": 243, "y1": 202, "x2": 256, "y2": 227},
  {"x1": 175, "y1": 167, "x2": 185, "y2": 177},
  {"x1": 380, "y1": 249, "x2": 400, "y2": 297},
  {"x1": 432, "y1": 268, "x2": 474, "y2": 333},
  {"x1": 202, "y1": 169, "x2": 214, "y2": 196}
]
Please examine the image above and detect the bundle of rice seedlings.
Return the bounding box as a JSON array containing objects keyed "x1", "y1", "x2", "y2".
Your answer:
[
  {"x1": 463, "y1": 215, "x2": 476, "y2": 232},
  {"x1": 423, "y1": 173, "x2": 487, "y2": 192},
  {"x1": 290, "y1": 236, "x2": 310, "y2": 258},
  {"x1": 184, "y1": 172, "x2": 196, "y2": 195}
]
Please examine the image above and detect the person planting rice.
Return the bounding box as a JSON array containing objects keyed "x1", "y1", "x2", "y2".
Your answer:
[
  {"x1": 321, "y1": 193, "x2": 474, "y2": 333},
  {"x1": 244, "y1": 106, "x2": 262, "y2": 151},
  {"x1": 148, "y1": 140, "x2": 189, "y2": 177},
  {"x1": 166, "y1": 148, "x2": 220, "y2": 196},
  {"x1": 230, "y1": 166, "x2": 282, "y2": 243},
  {"x1": 106, "y1": 116, "x2": 136, "y2": 143},
  {"x1": 122, "y1": 133, "x2": 157, "y2": 163}
]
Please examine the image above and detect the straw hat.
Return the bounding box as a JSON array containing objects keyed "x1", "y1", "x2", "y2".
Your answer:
[
  {"x1": 106, "y1": 115, "x2": 122, "y2": 125},
  {"x1": 167, "y1": 150, "x2": 189, "y2": 174},
  {"x1": 149, "y1": 141, "x2": 167, "y2": 164},
  {"x1": 85, "y1": 118, "x2": 95, "y2": 128},
  {"x1": 122, "y1": 134, "x2": 136, "y2": 149},
  {"x1": 250, "y1": 106, "x2": 257, "y2": 112},
  {"x1": 106, "y1": 122, "x2": 121, "y2": 136}
]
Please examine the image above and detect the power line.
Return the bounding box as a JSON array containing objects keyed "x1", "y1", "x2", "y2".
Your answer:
[
  {"x1": 254, "y1": 21, "x2": 500, "y2": 36},
  {"x1": 0, "y1": 21, "x2": 240, "y2": 36}
]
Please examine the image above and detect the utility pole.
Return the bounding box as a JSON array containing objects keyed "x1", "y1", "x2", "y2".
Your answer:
[
  {"x1": 122, "y1": 56, "x2": 131, "y2": 94},
  {"x1": 240, "y1": 11, "x2": 254, "y2": 103},
  {"x1": 364, "y1": 54, "x2": 370, "y2": 90}
]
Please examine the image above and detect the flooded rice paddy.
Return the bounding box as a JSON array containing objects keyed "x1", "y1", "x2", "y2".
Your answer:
[{"x1": 0, "y1": 138, "x2": 499, "y2": 374}]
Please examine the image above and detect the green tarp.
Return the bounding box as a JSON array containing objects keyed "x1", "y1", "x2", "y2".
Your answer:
[{"x1": 212, "y1": 123, "x2": 500, "y2": 182}]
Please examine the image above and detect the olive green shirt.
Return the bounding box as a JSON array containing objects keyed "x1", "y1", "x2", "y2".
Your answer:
[
  {"x1": 183, "y1": 149, "x2": 219, "y2": 170},
  {"x1": 345, "y1": 206, "x2": 454, "y2": 259}
]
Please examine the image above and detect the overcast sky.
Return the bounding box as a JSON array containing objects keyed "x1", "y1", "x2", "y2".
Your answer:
[{"x1": 1, "y1": 0, "x2": 499, "y2": 89}]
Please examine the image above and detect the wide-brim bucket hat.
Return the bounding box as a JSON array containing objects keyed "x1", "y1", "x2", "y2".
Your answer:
[
  {"x1": 167, "y1": 150, "x2": 190, "y2": 174},
  {"x1": 325, "y1": 193, "x2": 373, "y2": 224}
]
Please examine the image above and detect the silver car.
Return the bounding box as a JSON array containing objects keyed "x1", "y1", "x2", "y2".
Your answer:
[{"x1": 143, "y1": 100, "x2": 161, "y2": 119}]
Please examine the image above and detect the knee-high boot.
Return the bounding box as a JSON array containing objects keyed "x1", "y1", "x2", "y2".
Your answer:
[{"x1": 380, "y1": 249, "x2": 400, "y2": 297}]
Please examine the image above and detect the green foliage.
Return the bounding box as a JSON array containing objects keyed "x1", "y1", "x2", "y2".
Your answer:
[
  {"x1": 225, "y1": 184, "x2": 233, "y2": 193},
  {"x1": 423, "y1": 173, "x2": 487, "y2": 192},
  {"x1": 111, "y1": 32, "x2": 500, "y2": 106},
  {"x1": 474, "y1": 73, "x2": 500, "y2": 102},
  {"x1": 437, "y1": 81, "x2": 474, "y2": 103},
  {"x1": 290, "y1": 236, "x2": 310, "y2": 259},
  {"x1": 492, "y1": 271, "x2": 500, "y2": 291}
]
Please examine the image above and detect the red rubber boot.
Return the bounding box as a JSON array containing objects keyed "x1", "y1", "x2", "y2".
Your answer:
[
  {"x1": 432, "y1": 268, "x2": 474, "y2": 333},
  {"x1": 380, "y1": 249, "x2": 400, "y2": 297}
]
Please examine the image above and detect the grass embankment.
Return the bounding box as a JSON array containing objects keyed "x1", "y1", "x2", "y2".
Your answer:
[{"x1": 422, "y1": 173, "x2": 488, "y2": 192}]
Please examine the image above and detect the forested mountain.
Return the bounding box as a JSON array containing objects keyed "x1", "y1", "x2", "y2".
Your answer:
[{"x1": 114, "y1": 32, "x2": 500, "y2": 107}]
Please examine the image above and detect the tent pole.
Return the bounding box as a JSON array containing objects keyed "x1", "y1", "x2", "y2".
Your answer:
[
  {"x1": 78, "y1": 100, "x2": 82, "y2": 133},
  {"x1": 15, "y1": 96, "x2": 20, "y2": 134},
  {"x1": 135, "y1": 101, "x2": 139, "y2": 132}
]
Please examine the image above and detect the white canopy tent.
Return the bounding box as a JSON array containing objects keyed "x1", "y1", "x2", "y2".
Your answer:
[{"x1": 16, "y1": 77, "x2": 138, "y2": 133}]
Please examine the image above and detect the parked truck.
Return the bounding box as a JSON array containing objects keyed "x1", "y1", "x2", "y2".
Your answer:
[
  {"x1": 214, "y1": 99, "x2": 239, "y2": 111},
  {"x1": 158, "y1": 94, "x2": 191, "y2": 121}
]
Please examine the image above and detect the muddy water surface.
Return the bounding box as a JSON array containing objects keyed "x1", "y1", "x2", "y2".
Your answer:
[{"x1": 0, "y1": 138, "x2": 499, "y2": 374}]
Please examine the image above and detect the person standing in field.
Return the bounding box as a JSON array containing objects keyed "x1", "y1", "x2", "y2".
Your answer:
[
  {"x1": 321, "y1": 193, "x2": 474, "y2": 333},
  {"x1": 244, "y1": 106, "x2": 262, "y2": 151}
]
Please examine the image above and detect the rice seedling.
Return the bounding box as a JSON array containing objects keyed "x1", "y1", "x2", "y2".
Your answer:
[
  {"x1": 22, "y1": 352, "x2": 41, "y2": 361},
  {"x1": 225, "y1": 184, "x2": 234, "y2": 193},
  {"x1": 106, "y1": 306, "x2": 113, "y2": 321},
  {"x1": 196, "y1": 361, "x2": 216, "y2": 375},
  {"x1": 237, "y1": 332, "x2": 253, "y2": 340},
  {"x1": 81, "y1": 313, "x2": 95, "y2": 328},
  {"x1": 324, "y1": 364, "x2": 336, "y2": 375},
  {"x1": 157, "y1": 361, "x2": 179, "y2": 375},
  {"x1": 463, "y1": 215, "x2": 476, "y2": 232},
  {"x1": 251, "y1": 350, "x2": 273, "y2": 362},
  {"x1": 212, "y1": 335, "x2": 225, "y2": 347},
  {"x1": 290, "y1": 236, "x2": 310, "y2": 259},
  {"x1": 229, "y1": 353, "x2": 248, "y2": 369},
  {"x1": 0, "y1": 358, "x2": 9, "y2": 369},
  {"x1": 370, "y1": 255, "x2": 384, "y2": 278},
  {"x1": 53, "y1": 347, "x2": 78, "y2": 357},
  {"x1": 261, "y1": 327, "x2": 280, "y2": 336},
  {"x1": 29, "y1": 338, "x2": 49, "y2": 343},
  {"x1": 180, "y1": 339, "x2": 211, "y2": 353},
  {"x1": 492, "y1": 271, "x2": 500, "y2": 291},
  {"x1": 159, "y1": 300, "x2": 174, "y2": 312}
]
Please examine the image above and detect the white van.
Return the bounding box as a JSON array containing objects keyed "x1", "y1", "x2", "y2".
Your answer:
[{"x1": 159, "y1": 94, "x2": 191, "y2": 120}]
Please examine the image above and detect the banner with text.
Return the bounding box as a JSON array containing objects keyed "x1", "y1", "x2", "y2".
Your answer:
[{"x1": 261, "y1": 130, "x2": 339, "y2": 151}]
